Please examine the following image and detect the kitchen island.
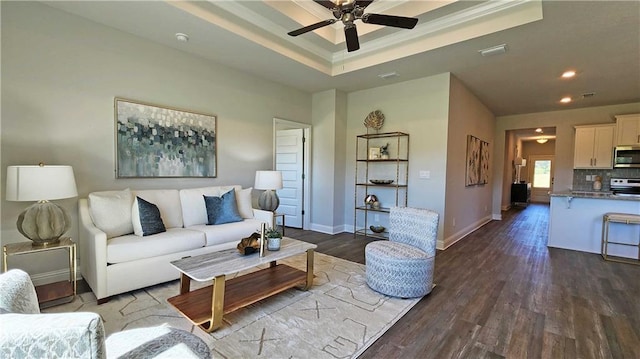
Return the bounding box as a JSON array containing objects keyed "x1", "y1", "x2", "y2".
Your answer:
[{"x1": 549, "y1": 191, "x2": 640, "y2": 259}]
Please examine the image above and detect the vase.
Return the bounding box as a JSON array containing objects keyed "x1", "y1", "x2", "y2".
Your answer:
[{"x1": 267, "y1": 237, "x2": 281, "y2": 251}]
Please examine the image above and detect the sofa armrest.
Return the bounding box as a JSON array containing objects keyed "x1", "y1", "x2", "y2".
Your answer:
[
  {"x1": 252, "y1": 208, "x2": 275, "y2": 227},
  {"x1": 78, "y1": 199, "x2": 109, "y2": 301},
  {"x1": 0, "y1": 312, "x2": 106, "y2": 359}
]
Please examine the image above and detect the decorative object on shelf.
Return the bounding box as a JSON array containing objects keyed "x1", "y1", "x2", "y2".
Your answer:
[
  {"x1": 265, "y1": 226, "x2": 282, "y2": 251},
  {"x1": 370, "y1": 179, "x2": 394, "y2": 185},
  {"x1": 5, "y1": 164, "x2": 78, "y2": 246},
  {"x1": 370, "y1": 225, "x2": 386, "y2": 233},
  {"x1": 115, "y1": 98, "x2": 217, "y2": 178},
  {"x1": 364, "y1": 110, "x2": 385, "y2": 132},
  {"x1": 255, "y1": 170, "x2": 283, "y2": 211},
  {"x1": 593, "y1": 175, "x2": 602, "y2": 190},
  {"x1": 368, "y1": 147, "x2": 381, "y2": 160},
  {"x1": 364, "y1": 194, "x2": 378, "y2": 206},
  {"x1": 380, "y1": 143, "x2": 390, "y2": 159},
  {"x1": 465, "y1": 135, "x2": 490, "y2": 186},
  {"x1": 372, "y1": 201, "x2": 381, "y2": 210},
  {"x1": 236, "y1": 232, "x2": 261, "y2": 255}
]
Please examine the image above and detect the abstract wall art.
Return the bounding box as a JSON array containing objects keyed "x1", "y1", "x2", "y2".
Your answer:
[
  {"x1": 466, "y1": 135, "x2": 490, "y2": 186},
  {"x1": 115, "y1": 98, "x2": 216, "y2": 178}
]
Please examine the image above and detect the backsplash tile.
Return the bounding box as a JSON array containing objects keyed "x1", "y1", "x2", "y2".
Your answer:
[{"x1": 573, "y1": 168, "x2": 640, "y2": 191}]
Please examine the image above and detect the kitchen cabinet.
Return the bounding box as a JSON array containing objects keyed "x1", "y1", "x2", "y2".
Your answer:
[
  {"x1": 573, "y1": 124, "x2": 615, "y2": 169},
  {"x1": 354, "y1": 132, "x2": 409, "y2": 239},
  {"x1": 615, "y1": 113, "x2": 640, "y2": 145}
]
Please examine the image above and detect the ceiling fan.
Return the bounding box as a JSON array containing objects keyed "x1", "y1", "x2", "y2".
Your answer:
[{"x1": 287, "y1": 0, "x2": 419, "y2": 52}]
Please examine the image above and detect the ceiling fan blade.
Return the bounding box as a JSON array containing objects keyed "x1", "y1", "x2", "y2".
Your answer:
[
  {"x1": 288, "y1": 19, "x2": 337, "y2": 36},
  {"x1": 344, "y1": 24, "x2": 360, "y2": 52},
  {"x1": 314, "y1": 0, "x2": 337, "y2": 10},
  {"x1": 362, "y1": 13, "x2": 419, "y2": 29},
  {"x1": 355, "y1": 1, "x2": 374, "y2": 9}
]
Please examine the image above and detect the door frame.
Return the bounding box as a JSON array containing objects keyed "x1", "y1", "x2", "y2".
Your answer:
[
  {"x1": 527, "y1": 154, "x2": 554, "y2": 203},
  {"x1": 273, "y1": 118, "x2": 311, "y2": 230}
]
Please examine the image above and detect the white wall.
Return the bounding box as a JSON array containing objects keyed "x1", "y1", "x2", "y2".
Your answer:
[
  {"x1": 345, "y1": 73, "x2": 451, "y2": 242},
  {"x1": 492, "y1": 102, "x2": 640, "y2": 215},
  {"x1": 444, "y1": 75, "x2": 495, "y2": 248},
  {"x1": 0, "y1": 2, "x2": 312, "y2": 275}
]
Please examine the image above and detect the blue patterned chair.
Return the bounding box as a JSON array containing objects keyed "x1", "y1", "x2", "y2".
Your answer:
[
  {"x1": 0, "y1": 269, "x2": 211, "y2": 359},
  {"x1": 365, "y1": 207, "x2": 439, "y2": 298}
]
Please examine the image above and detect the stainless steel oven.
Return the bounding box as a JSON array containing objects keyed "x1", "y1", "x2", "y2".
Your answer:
[
  {"x1": 610, "y1": 178, "x2": 640, "y2": 197},
  {"x1": 614, "y1": 146, "x2": 640, "y2": 168}
]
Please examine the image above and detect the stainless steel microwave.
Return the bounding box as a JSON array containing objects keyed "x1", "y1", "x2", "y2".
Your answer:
[{"x1": 614, "y1": 146, "x2": 640, "y2": 167}]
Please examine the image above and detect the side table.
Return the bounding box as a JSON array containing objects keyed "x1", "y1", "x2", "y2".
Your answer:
[
  {"x1": 274, "y1": 213, "x2": 285, "y2": 236},
  {"x1": 3, "y1": 237, "x2": 77, "y2": 306}
]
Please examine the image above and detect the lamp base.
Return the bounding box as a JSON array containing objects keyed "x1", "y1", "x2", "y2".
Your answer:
[
  {"x1": 17, "y1": 201, "x2": 71, "y2": 246},
  {"x1": 258, "y1": 190, "x2": 280, "y2": 212}
]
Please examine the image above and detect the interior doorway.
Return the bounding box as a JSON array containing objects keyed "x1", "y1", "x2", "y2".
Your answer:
[{"x1": 273, "y1": 118, "x2": 311, "y2": 230}]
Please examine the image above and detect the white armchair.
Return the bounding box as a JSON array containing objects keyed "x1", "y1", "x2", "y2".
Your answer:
[{"x1": 0, "y1": 269, "x2": 211, "y2": 359}]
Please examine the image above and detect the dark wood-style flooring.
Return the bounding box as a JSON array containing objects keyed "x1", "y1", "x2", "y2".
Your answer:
[{"x1": 287, "y1": 204, "x2": 640, "y2": 359}]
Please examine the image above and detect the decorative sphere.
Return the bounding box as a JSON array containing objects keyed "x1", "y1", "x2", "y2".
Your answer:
[{"x1": 364, "y1": 194, "x2": 378, "y2": 205}]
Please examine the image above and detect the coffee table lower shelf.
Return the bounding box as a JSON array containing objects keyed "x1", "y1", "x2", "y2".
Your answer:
[{"x1": 167, "y1": 263, "x2": 307, "y2": 332}]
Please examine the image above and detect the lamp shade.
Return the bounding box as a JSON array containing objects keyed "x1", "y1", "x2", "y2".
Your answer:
[
  {"x1": 6, "y1": 165, "x2": 78, "y2": 201},
  {"x1": 254, "y1": 171, "x2": 283, "y2": 190}
]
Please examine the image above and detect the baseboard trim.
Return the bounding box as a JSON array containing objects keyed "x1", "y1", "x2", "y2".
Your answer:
[
  {"x1": 438, "y1": 215, "x2": 493, "y2": 250},
  {"x1": 29, "y1": 268, "x2": 83, "y2": 287},
  {"x1": 310, "y1": 223, "x2": 346, "y2": 235}
]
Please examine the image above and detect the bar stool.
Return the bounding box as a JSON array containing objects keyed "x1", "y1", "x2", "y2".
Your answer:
[{"x1": 601, "y1": 212, "x2": 640, "y2": 265}]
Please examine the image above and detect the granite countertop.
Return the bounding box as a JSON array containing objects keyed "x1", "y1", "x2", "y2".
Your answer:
[{"x1": 550, "y1": 190, "x2": 640, "y2": 201}]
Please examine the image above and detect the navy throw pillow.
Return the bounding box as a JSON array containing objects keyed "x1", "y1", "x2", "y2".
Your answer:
[
  {"x1": 136, "y1": 196, "x2": 166, "y2": 236},
  {"x1": 204, "y1": 189, "x2": 243, "y2": 225}
]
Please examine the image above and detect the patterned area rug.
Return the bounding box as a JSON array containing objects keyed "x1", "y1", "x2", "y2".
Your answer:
[{"x1": 44, "y1": 253, "x2": 420, "y2": 358}]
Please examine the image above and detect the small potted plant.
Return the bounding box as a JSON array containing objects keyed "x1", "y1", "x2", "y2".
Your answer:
[{"x1": 265, "y1": 226, "x2": 282, "y2": 251}]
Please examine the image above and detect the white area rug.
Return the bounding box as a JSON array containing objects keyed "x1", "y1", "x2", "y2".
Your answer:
[{"x1": 44, "y1": 253, "x2": 420, "y2": 358}]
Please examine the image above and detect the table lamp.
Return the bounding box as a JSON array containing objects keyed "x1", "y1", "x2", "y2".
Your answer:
[
  {"x1": 6, "y1": 163, "x2": 78, "y2": 246},
  {"x1": 254, "y1": 170, "x2": 283, "y2": 212}
]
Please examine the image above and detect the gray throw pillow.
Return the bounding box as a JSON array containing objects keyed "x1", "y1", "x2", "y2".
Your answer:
[
  {"x1": 204, "y1": 189, "x2": 243, "y2": 225},
  {"x1": 136, "y1": 196, "x2": 166, "y2": 236}
]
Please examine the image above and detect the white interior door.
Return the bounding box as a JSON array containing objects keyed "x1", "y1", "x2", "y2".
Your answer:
[
  {"x1": 276, "y1": 129, "x2": 304, "y2": 228},
  {"x1": 527, "y1": 155, "x2": 554, "y2": 203}
]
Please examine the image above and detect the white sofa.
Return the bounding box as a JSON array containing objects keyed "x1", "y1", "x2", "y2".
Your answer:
[{"x1": 79, "y1": 185, "x2": 272, "y2": 303}]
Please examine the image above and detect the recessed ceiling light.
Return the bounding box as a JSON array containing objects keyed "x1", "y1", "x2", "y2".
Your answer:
[
  {"x1": 536, "y1": 138, "x2": 549, "y2": 144},
  {"x1": 561, "y1": 70, "x2": 576, "y2": 78},
  {"x1": 535, "y1": 128, "x2": 543, "y2": 133},
  {"x1": 560, "y1": 97, "x2": 572, "y2": 104},
  {"x1": 175, "y1": 33, "x2": 189, "y2": 42}
]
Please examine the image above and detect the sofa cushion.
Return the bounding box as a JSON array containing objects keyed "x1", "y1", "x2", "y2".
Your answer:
[
  {"x1": 204, "y1": 190, "x2": 243, "y2": 225},
  {"x1": 133, "y1": 190, "x2": 183, "y2": 229},
  {"x1": 132, "y1": 197, "x2": 166, "y2": 236},
  {"x1": 88, "y1": 189, "x2": 133, "y2": 238},
  {"x1": 236, "y1": 187, "x2": 253, "y2": 219},
  {"x1": 180, "y1": 185, "x2": 242, "y2": 227},
  {"x1": 187, "y1": 218, "x2": 263, "y2": 247},
  {"x1": 107, "y1": 228, "x2": 205, "y2": 264}
]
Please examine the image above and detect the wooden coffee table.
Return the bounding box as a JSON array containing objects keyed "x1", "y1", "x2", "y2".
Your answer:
[{"x1": 167, "y1": 237, "x2": 317, "y2": 332}]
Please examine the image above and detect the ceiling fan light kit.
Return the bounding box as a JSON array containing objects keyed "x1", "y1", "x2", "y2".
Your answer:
[{"x1": 287, "y1": 0, "x2": 419, "y2": 52}]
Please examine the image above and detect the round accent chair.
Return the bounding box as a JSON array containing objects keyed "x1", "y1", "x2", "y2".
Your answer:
[{"x1": 365, "y1": 207, "x2": 439, "y2": 298}]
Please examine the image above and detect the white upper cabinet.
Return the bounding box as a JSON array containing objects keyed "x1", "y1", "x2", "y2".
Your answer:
[
  {"x1": 574, "y1": 124, "x2": 615, "y2": 169},
  {"x1": 615, "y1": 114, "x2": 640, "y2": 145}
]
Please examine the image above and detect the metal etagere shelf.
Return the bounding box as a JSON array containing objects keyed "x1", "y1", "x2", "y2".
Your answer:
[{"x1": 354, "y1": 132, "x2": 409, "y2": 239}]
